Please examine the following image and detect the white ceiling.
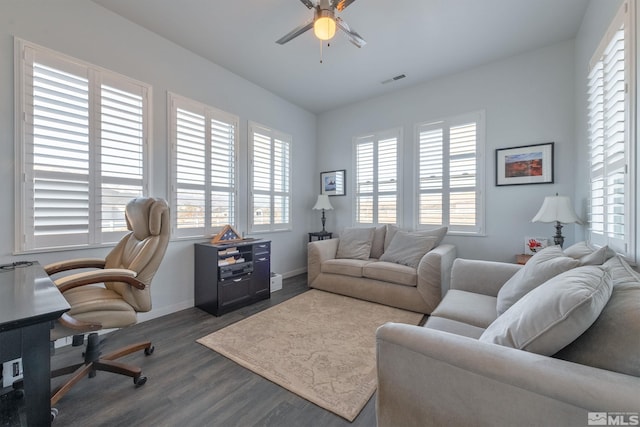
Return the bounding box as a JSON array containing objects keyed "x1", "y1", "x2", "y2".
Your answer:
[{"x1": 92, "y1": 0, "x2": 590, "y2": 114}]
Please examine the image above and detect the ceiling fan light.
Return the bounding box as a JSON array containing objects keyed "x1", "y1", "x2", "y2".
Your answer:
[{"x1": 314, "y1": 16, "x2": 336, "y2": 40}]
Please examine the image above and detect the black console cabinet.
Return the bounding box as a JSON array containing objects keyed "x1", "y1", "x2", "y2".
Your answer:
[{"x1": 194, "y1": 240, "x2": 271, "y2": 316}]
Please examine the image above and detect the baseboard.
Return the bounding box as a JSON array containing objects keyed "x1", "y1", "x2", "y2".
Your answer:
[
  {"x1": 137, "y1": 300, "x2": 193, "y2": 323},
  {"x1": 282, "y1": 267, "x2": 307, "y2": 279}
]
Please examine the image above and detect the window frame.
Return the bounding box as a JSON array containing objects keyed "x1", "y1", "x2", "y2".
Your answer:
[
  {"x1": 168, "y1": 92, "x2": 239, "y2": 239},
  {"x1": 587, "y1": 0, "x2": 636, "y2": 258},
  {"x1": 248, "y1": 121, "x2": 293, "y2": 233},
  {"x1": 352, "y1": 127, "x2": 403, "y2": 226},
  {"x1": 413, "y1": 110, "x2": 485, "y2": 236},
  {"x1": 14, "y1": 38, "x2": 152, "y2": 253}
]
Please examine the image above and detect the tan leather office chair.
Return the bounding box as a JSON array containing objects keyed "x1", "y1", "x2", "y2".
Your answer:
[{"x1": 45, "y1": 197, "x2": 170, "y2": 408}]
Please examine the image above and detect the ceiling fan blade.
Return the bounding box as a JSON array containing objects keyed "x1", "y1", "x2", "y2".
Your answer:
[
  {"x1": 276, "y1": 20, "x2": 314, "y2": 45},
  {"x1": 300, "y1": 0, "x2": 315, "y2": 9},
  {"x1": 334, "y1": 0, "x2": 357, "y2": 12},
  {"x1": 336, "y1": 17, "x2": 366, "y2": 48}
]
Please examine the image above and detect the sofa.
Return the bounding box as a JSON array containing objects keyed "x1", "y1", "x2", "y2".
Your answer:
[
  {"x1": 307, "y1": 225, "x2": 456, "y2": 314},
  {"x1": 376, "y1": 243, "x2": 640, "y2": 426}
]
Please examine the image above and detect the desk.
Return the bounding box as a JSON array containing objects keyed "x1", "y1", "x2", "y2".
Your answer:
[
  {"x1": 0, "y1": 262, "x2": 70, "y2": 426},
  {"x1": 308, "y1": 231, "x2": 333, "y2": 242}
]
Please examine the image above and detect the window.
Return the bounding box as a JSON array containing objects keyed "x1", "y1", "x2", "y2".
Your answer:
[
  {"x1": 353, "y1": 128, "x2": 401, "y2": 225},
  {"x1": 415, "y1": 111, "x2": 485, "y2": 235},
  {"x1": 168, "y1": 93, "x2": 238, "y2": 238},
  {"x1": 15, "y1": 40, "x2": 150, "y2": 252},
  {"x1": 249, "y1": 122, "x2": 292, "y2": 232},
  {"x1": 587, "y1": 0, "x2": 635, "y2": 256}
]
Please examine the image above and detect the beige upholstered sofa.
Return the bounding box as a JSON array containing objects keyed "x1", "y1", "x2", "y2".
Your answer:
[
  {"x1": 376, "y1": 243, "x2": 640, "y2": 426},
  {"x1": 308, "y1": 225, "x2": 456, "y2": 314}
]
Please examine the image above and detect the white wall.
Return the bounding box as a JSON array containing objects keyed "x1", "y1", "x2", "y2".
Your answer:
[
  {"x1": 0, "y1": 0, "x2": 317, "y2": 321},
  {"x1": 317, "y1": 41, "x2": 578, "y2": 262}
]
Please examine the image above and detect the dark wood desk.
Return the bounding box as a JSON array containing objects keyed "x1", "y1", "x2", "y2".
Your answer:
[{"x1": 0, "y1": 262, "x2": 70, "y2": 426}]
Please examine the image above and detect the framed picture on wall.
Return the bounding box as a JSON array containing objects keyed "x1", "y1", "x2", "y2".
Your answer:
[
  {"x1": 496, "y1": 142, "x2": 554, "y2": 186},
  {"x1": 320, "y1": 170, "x2": 346, "y2": 196}
]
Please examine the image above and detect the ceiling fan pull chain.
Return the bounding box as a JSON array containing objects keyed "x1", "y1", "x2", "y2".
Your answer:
[{"x1": 320, "y1": 39, "x2": 323, "y2": 63}]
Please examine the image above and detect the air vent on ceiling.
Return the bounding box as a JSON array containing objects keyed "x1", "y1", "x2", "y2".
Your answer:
[{"x1": 381, "y1": 74, "x2": 406, "y2": 84}]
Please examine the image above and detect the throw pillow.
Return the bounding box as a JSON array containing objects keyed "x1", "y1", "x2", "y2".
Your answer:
[
  {"x1": 379, "y1": 231, "x2": 438, "y2": 268},
  {"x1": 496, "y1": 245, "x2": 580, "y2": 315},
  {"x1": 384, "y1": 224, "x2": 399, "y2": 251},
  {"x1": 369, "y1": 225, "x2": 387, "y2": 259},
  {"x1": 383, "y1": 225, "x2": 447, "y2": 253},
  {"x1": 480, "y1": 266, "x2": 613, "y2": 355},
  {"x1": 554, "y1": 256, "x2": 640, "y2": 377},
  {"x1": 336, "y1": 227, "x2": 376, "y2": 260},
  {"x1": 563, "y1": 241, "x2": 616, "y2": 265}
]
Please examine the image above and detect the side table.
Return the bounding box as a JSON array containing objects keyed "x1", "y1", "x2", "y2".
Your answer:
[
  {"x1": 516, "y1": 254, "x2": 533, "y2": 265},
  {"x1": 309, "y1": 231, "x2": 333, "y2": 242}
]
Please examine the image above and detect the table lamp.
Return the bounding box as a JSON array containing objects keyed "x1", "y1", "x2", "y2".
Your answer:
[
  {"x1": 531, "y1": 194, "x2": 582, "y2": 248},
  {"x1": 312, "y1": 195, "x2": 333, "y2": 232}
]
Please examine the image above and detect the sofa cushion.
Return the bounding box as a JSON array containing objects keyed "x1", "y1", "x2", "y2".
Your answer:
[
  {"x1": 379, "y1": 231, "x2": 438, "y2": 268},
  {"x1": 321, "y1": 258, "x2": 369, "y2": 278},
  {"x1": 496, "y1": 246, "x2": 580, "y2": 315},
  {"x1": 363, "y1": 261, "x2": 417, "y2": 287},
  {"x1": 554, "y1": 256, "x2": 640, "y2": 377},
  {"x1": 430, "y1": 289, "x2": 498, "y2": 329},
  {"x1": 563, "y1": 241, "x2": 615, "y2": 265},
  {"x1": 368, "y1": 225, "x2": 386, "y2": 259},
  {"x1": 480, "y1": 266, "x2": 613, "y2": 356},
  {"x1": 424, "y1": 316, "x2": 485, "y2": 339},
  {"x1": 336, "y1": 227, "x2": 375, "y2": 260},
  {"x1": 383, "y1": 225, "x2": 447, "y2": 252}
]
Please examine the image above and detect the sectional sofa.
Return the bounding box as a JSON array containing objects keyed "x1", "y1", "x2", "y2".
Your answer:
[{"x1": 376, "y1": 243, "x2": 640, "y2": 426}]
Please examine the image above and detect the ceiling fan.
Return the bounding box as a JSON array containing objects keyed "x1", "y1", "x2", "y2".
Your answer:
[{"x1": 276, "y1": 0, "x2": 366, "y2": 48}]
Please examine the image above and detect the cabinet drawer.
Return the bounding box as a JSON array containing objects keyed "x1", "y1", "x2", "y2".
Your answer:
[
  {"x1": 219, "y1": 275, "x2": 252, "y2": 307},
  {"x1": 253, "y1": 242, "x2": 270, "y2": 255}
]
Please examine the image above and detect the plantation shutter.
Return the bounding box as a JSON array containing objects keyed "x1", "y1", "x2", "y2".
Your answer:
[
  {"x1": 353, "y1": 129, "x2": 400, "y2": 225},
  {"x1": 587, "y1": 1, "x2": 630, "y2": 254},
  {"x1": 249, "y1": 123, "x2": 292, "y2": 232},
  {"x1": 170, "y1": 94, "x2": 238, "y2": 238},
  {"x1": 416, "y1": 111, "x2": 484, "y2": 234},
  {"x1": 19, "y1": 41, "x2": 150, "y2": 251},
  {"x1": 99, "y1": 80, "x2": 146, "y2": 240}
]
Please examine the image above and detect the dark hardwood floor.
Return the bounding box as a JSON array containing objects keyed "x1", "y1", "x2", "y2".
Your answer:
[{"x1": 3, "y1": 275, "x2": 378, "y2": 426}]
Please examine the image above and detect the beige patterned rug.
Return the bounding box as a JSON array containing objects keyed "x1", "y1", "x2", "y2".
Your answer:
[{"x1": 196, "y1": 289, "x2": 423, "y2": 421}]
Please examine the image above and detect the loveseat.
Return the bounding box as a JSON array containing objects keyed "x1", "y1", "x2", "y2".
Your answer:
[
  {"x1": 376, "y1": 243, "x2": 640, "y2": 426},
  {"x1": 307, "y1": 225, "x2": 456, "y2": 314}
]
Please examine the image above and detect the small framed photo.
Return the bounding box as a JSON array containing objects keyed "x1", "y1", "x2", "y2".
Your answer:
[
  {"x1": 524, "y1": 237, "x2": 548, "y2": 255},
  {"x1": 320, "y1": 169, "x2": 346, "y2": 196},
  {"x1": 496, "y1": 142, "x2": 554, "y2": 186}
]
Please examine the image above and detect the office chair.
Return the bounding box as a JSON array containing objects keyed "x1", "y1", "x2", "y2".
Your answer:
[{"x1": 44, "y1": 197, "x2": 170, "y2": 408}]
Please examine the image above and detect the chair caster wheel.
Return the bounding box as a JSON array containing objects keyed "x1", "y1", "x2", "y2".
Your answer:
[
  {"x1": 134, "y1": 375, "x2": 147, "y2": 387},
  {"x1": 51, "y1": 407, "x2": 58, "y2": 421},
  {"x1": 144, "y1": 345, "x2": 154, "y2": 356}
]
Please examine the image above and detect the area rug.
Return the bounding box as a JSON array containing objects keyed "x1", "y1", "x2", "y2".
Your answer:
[{"x1": 196, "y1": 290, "x2": 423, "y2": 421}]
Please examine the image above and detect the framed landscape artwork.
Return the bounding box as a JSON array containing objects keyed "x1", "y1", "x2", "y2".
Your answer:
[
  {"x1": 320, "y1": 169, "x2": 346, "y2": 196},
  {"x1": 495, "y1": 142, "x2": 554, "y2": 186}
]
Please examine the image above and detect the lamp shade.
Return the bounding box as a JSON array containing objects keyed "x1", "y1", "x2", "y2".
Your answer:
[
  {"x1": 531, "y1": 195, "x2": 581, "y2": 224},
  {"x1": 312, "y1": 194, "x2": 333, "y2": 211}
]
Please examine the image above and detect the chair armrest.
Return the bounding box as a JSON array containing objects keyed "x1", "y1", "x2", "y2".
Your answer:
[
  {"x1": 307, "y1": 238, "x2": 339, "y2": 285},
  {"x1": 55, "y1": 268, "x2": 144, "y2": 293},
  {"x1": 450, "y1": 258, "x2": 521, "y2": 297},
  {"x1": 45, "y1": 258, "x2": 106, "y2": 275},
  {"x1": 58, "y1": 312, "x2": 102, "y2": 332},
  {"x1": 416, "y1": 244, "x2": 456, "y2": 312},
  {"x1": 376, "y1": 323, "x2": 640, "y2": 427}
]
